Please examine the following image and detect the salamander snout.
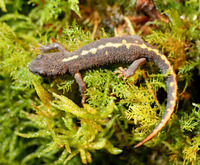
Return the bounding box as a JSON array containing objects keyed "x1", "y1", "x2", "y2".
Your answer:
[
  {"x1": 29, "y1": 52, "x2": 69, "y2": 77},
  {"x1": 29, "y1": 58, "x2": 47, "y2": 77},
  {"x1": 29, "y1": 66, "x2": 46, "y2": 77}
]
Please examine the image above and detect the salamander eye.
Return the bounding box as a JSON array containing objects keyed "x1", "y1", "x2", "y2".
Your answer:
[{"x1": 36, "y1": 54, "x2": 43, "y2": 60}]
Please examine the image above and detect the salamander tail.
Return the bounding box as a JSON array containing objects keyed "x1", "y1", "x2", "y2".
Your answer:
[{"x1": 134, "y1": 72, "x2": 177, "y2": 148}]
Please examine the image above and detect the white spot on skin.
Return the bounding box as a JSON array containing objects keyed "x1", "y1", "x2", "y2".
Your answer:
[
  {"x1": 161, "y1": 55, "x2": 166, "y2": 60},
  {"x1": 90, "y1": 48, "x2": 97, "y2": 54},
  {"x1": 161, "y1": 119, "x2": 166, "y2": 123},
  {"x1": 167, "y1": 108, "x2": 171, "y2": 112},
  {"x1": 140, "y1": 44, "x2": 147, "y2": 49},
  {"x1": 62, "y1": 55, "x2": 79, "y2": 62},
  {"x1": 125, "y1": 44, "x2": 131, "y2": 49},
  {"x1": 81, "y1": 50, "x2": 88, "y2": 55},
  {"x1": 122, "y1": 40, "x2": 127, "y2": 44},
  {"x1": 105, "y1": 42, "x2": 124, "y2": 48},
  {"x1": 98, "y1": 45, "x2": 105, "y2": 49},
  {"x1": 152, "y1": 49, "x2": 160, "y2": 55},
  {"x1": 164, "y1": 59, "x2": 170, "y2": 65},
  {"x1": 170, "y1": 82, "x2": 174, "y2": 87},
  {"x1": 159, "y1": 55, "x2": 170, "y2": 65},
  {"x1": 172, "y1": 92, "x2": 176, "y2": 98}
]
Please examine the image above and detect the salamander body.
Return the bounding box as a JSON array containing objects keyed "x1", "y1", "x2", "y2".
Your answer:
[{"x1": 29, "y1": 35, "x2": 177, "y2": 148}]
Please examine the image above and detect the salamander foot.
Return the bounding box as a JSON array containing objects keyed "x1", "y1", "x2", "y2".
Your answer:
[{"x1": 114, "y1": 67, "x2": 129, "y2": 80}]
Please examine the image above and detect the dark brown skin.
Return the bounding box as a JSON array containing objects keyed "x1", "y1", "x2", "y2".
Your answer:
[{"x1": 29, "y1": 35, "x2": 177, "y2": 148}]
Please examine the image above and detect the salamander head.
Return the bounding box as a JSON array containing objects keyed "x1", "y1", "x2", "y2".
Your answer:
[{"x1": 29, "y1": 52, "x2": 68, "y2": 77}]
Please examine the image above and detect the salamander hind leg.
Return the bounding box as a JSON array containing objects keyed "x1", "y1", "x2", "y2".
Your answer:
[{"x1": 114, "y1": 58, "x2": 147, "y2": 80}]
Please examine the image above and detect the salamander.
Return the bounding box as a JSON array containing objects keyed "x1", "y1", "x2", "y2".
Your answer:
[{"x1": 29, "y1": 35, "x2": 177, "y2": 148}]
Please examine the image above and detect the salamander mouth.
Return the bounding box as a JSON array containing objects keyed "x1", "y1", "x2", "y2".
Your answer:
[
  {"x1": 29, "y1": 62, "x2": 47, "y2": 77},
  {"x1": 29, "y1": 68, "x2": 47, "y2": 77}
]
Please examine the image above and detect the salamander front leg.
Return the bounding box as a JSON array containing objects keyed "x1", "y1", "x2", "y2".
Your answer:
[
  {"x1": 114, "y1": 58, "x2": 147, "y2": 80},
  {"x1": 38, "y1": 42, "x2": 69, "y2": 54},
  {"x1": 74, "y1": 72, "x2": 87, "y2": 104}
]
